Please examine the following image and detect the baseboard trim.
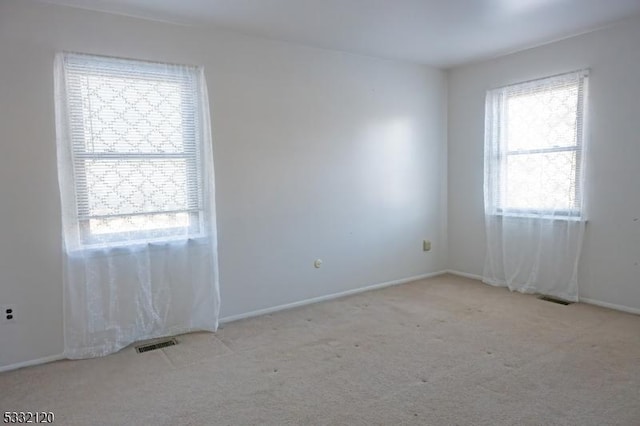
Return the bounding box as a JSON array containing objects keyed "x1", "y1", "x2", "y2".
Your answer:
[
  {"x1": 220, "y1": 270, "x2": 448, "y2": 324},
  {"x1": 2, "y1": 270, "x2": 636, "y2": 372},
  {"x1": 0, "y1": 271, "x2": 447, "y2": 373},
  {"x1": 446, "y1": 269, "x2": 640, "y2": 315},
  {"x1": 579, "y1": 298, "x2": 640, "y2": 315},
  {"x1": 0, "y1": 353, "x2": 65, "y2": 374},
  {"x1": 445, "y1": 269, "x2": 484, "y2": 281}
]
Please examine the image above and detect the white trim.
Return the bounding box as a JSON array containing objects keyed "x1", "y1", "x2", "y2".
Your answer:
[
  {"x1": 220, "y1": 270, "x2": 448, "y2": 324},
  {"x1": 1, "y1": 271, "x2": 446, "y2": 372},
  {"x1": 0, "y1": 353, "x2": 65, "y2": 373},
  {"x1": 445, "y1": 269, "x2": 484, "y2": 281},
  {"x1": 446, "y1": 269, "x2": 640, "y2": 315},
  {"x1": 3, "y1": 271, "x2": 636, "y2": 372},
  {"x1": 579, "y1": 298, "x2": 640, "y2": 316}
]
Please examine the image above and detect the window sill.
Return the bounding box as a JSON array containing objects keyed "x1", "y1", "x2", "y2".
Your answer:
[
  {"x1": 490, "y1": 213, "x2": 586, "y2": 223},
  {"x1": 67, "y1": 235, "x2": 209, "y2": 258}
]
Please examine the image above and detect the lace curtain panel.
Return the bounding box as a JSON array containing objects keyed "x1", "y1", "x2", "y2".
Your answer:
[
  {"x1": 483, "y1": 70, "x2": 589, "y2": 301},
  {"x1": 54, "y1": 53, "x2": 220, "y2": 358}
]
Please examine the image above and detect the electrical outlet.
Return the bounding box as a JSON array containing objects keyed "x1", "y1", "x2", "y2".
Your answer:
[
  {"x1": 1, "y1": 305, "x2": 16, "y2": 324},
  {"x1": 423, "y1": 240, "x2": 432, "y2": 252}
]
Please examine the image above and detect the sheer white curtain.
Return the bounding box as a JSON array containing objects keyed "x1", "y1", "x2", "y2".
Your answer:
[
  {"x1": 54, "y1": 53, "x2": 220, "y2": 358},
  {"x1": 483, "y1": 70, "x2": 589, "y2": 301}
]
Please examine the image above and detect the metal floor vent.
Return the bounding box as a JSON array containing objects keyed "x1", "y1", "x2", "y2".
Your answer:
[
  {"x1": 538, "y1": 295, "x2": 573, "y2": 305},
  {"x1": 135, "y1": 338, "x2": 178, "y2": 353}
]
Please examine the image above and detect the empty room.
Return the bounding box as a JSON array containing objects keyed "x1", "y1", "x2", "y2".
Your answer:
[{"x1": 1, "y1": 0, "x2": 639, "y2": 424}]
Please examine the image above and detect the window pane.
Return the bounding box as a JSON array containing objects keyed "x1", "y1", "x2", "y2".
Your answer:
[
  {"x1": 61, "y1": 54, "x2": 206, "y2": 246},
  {"x1": 506, "y1": 83, "x2": 579, "y2": 152},
  {"x1": 83, "y1": 158, "x2": 193, "y2": 216},
  {"x1": 76, "y1": 74, "x2": 189, "y2": 154},
  {"x1": 504, "y1": 151, "x2": 577, "y2": 211}
]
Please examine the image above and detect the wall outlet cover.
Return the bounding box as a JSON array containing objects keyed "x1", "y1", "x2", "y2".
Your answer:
[{"x1": 1, "y1": 304, "x2": 16, "y2": 324}]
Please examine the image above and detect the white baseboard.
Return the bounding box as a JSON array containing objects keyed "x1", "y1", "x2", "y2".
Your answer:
[
  {"x1": 445, "y1": 269, "x2": 484, "y2": 281},
  {"x1": 0, "y1": 353, "x2": 65, "y2": 374},
  {"x1": 446, "y1": 269, "x2": 640, "y2": 316},
  {"x1": 220, "y1": 270, "x2": 448, "y2": 324},
  {"x1": 579, "y1": 298, "x2": 640, "y2": 315},
  {"x1": 7, "y1": 270, "x2": 633, "y2": 373},
  {"x1": 1, "y1": 271, "x2": 447, "y2": 373}
]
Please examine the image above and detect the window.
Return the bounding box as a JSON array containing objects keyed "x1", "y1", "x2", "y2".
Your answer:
[
  {"x1": 485, "y1": 70, "x2": 588, "y2": 217},
  {"x1": 55, "y1": 53, "x2": 220, "y2": 358},
  {"x1": 58, "y1": 53, "x2": 208, "y2": 247}
]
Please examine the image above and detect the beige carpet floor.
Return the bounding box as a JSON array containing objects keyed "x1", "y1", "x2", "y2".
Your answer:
[{"x1": 1, "y1": 274, "x2": 639, "y2": 425}]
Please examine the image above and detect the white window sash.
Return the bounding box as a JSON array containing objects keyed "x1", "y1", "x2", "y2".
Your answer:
[
  {"x1": 60, "y1": 53, "x2": 207, "y2": 248},
  {"x1": 486, "y1": 70, "x2": 588, "y2": 218}
]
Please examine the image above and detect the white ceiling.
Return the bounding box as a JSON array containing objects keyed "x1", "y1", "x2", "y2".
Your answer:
[{"x1": 41, "y1": 0, "x2": 640, "y2": 67}]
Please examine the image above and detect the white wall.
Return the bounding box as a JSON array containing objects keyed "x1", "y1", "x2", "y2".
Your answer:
[
  {"x1": 0, "y1": 0, "x2": 447, "y2": 369},
  {"x1": 448, "y1": 16, "x2": 640, "y2": 312}
]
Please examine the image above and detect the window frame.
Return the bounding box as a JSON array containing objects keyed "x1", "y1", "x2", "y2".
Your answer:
[
  {"x1": 61, "y1": 53, "x2": 207, "y2": 248},
  {"x1": 489, "y1": 71, "x2": 588, "y2": 219}
]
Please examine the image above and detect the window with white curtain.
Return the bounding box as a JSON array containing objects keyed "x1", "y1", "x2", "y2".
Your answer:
[
  {"x1": 483, "y1": 70, "x2": 589, "y2": 302},
  {"x1": 55, "y1": 52, "x2": 220, "y2": 359},
  {"x1": 61, "y1": 53, "x2": 205, "y2": 247},
  {"x1": 485, "y1": 71, "x2": 588, "y2": 217}
]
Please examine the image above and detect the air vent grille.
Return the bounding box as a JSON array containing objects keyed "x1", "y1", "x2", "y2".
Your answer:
[
  {"x1": 538, "y1": 295, "x2": 573, "y2": 305},
  {"x1": 135, "y1": 338, "x2": 178, "y2": 353}
]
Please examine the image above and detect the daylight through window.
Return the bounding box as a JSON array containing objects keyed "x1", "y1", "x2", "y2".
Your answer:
[
  {"x1": 60, "y1": 53, "x2": 205, "y2": 246},
  {"x1": 485, "y1": 71, "x2": 588, "y2": 216}
]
